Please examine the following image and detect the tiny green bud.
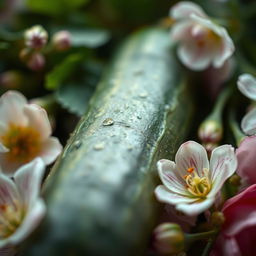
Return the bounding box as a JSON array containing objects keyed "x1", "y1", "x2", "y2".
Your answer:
[
  {"x1": 153, "y1": 223, "x2": 185, "y2": 255},
  {"x1": 211, "y1": 211, "x2": 225, "y2": 227},
  {"x1": 229, "y1": 174, "x2": 241, "y2": 187},
  {"x1": 198, "y1": 119, "x2": 223, "y2": 144}
]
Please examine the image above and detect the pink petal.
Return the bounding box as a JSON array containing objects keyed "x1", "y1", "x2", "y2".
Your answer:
[
  {"x1": 237, "y1": 74, "x2": 256, "y2": 100},
  {"x1": 39, "y1": 137, "x2": 62, "y2": 165},
  {"x1": 170, "y1": 1, "x2": 206, "y2": 20},
  {"x1": 209, "y1": 145, "x2": 237, "y2": 193},
  {"x1": 0, "y1": 91, "x2": 28, "y2": 127},
  {"x1": 155, "y1": 185, "x2": 196, "y2": 205},
  {"x1": 14, "y1": 158, "x2": 45, "y2": 207},
  {"x1": 241, "y1": 108, "x2": 256, "y2": 136},
  {"x1": 157, "y1": 159, "x2": 187, "y2": 195},
  {"x1": 176, "y1": 197, "x2": 215, "y2": 216},
  {"x1": 23, "y1": 104, "x2": 52, "y2": 140},
  {"x1": 175, "y1": 140, "x2": 209, "y2": 177},
  {"x1": 7, "y1": 199, "x2": 46, "y2": 245}
]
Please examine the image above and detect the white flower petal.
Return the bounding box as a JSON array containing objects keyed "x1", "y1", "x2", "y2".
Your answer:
[
  {"x1": 14, "y1": 158, "x2": 45, "y2": 206},
  {"x1": 23, "y1": 104, "x2": 52, "y2": 140},
  {"x1": 6, "y1": 199, "x2": 46, "y2": 246},
  {"x1": 170, "y1": 1, "x2": 206, "y2": 20},
  {"x1": 177, "y1": 43, "x2": 212, "y2": 71},
  {"x1": 171, "y1": 21, "x2": 193, "y2": 42},
  {"x1": 237, "y1": 74, "x2": 256, "y2": 100},
  {"x1": 0, "y1": 143, "x2": 9, "y2": 153},
  {"x1": 241, "y1": 108, "x2": 256, "y2": 136},
  {"x1": 39, "y1": 137, "x2": 62, "y2": 165},
  {"x1": 155, "y1": 185, "x2": 196, "y2": 205},
  {"x1": 175, "y1": 141, "x2": 209, "y2": 177},
  {"x1": 0, "y1": 91, "x2": 28, "y2": 127},
  {"x1": 0, "y1": 174, "x2": 19, "y2": 206},
  {"x1": 210, "y1": 144, "x2": 237, "y2": 185},
  {"x1": 176, "y1": 197, "x2": 215, "y2": 216},
  {"x1": 157, "y1": 159, "x2": 187, "y2": 195}
]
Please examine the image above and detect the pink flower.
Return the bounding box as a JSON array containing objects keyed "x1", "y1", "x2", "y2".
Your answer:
[
  {"x1": 155, "y1": 141, "x2": 237, "y2": 216},
  {"x1": 24, "y1": 25, "x2": 48, "y2": 50},
  {"x1": 0, "y1": 91, "x2": 62, "y2": 175},
  {"x1": 210, "y1": 184, "x2": 256, "y2": 256},
  {"x1": 0, "y1": 158, "x2": 46, "y2": 252},
  {"x1": 170, "y1": 1, "x2": 234, "y2": 71},
  {"x1": 52, "y1": 30, "x2": 71, "y2": 51},
  {"x1": 236, "y1": 136, "x2": 256, "y2": 186}
]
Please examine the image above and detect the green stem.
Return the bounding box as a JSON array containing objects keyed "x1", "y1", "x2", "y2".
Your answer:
[
  {"x1": 201, "y1": 239, "x2": 214, "y2": 256},
  {"x1": 211, "y1": 86, "x2": 233, "y2": 120},
  {"x1": 228, "y1": 107, "x2": 245, "y2": 146},
  {"x1": 185, "y1": 230, "x2": 217, "y2": 243}
]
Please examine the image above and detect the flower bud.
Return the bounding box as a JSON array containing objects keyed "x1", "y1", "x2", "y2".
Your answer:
[
  {"x1": 229, "y1": 174, "x2": 241, "y2": 187},
  {"x1": 52, "y1": 30, "x2": 71, "y2": 51},
  {"x1": 24, "y1": 25, "x2": 48, "y2": 49},
  {"x1": 211, "y1": 211, "x2": 225, "y2": 227},
  {"x1": 27, "y1": 53, "x2": 45, "y2": 71},
  {"x1": 19, "y1": 48, "x2": 32, "y2": 62},
  {"x1": 198, "y1": 119, "x2": 223, "y2": 144},
  {"x1": 0, "y1": 71, "x2": 22, "y2": 89},
  {"x1": 153, "y1": 223, "x2": 185, "y2": 255}
]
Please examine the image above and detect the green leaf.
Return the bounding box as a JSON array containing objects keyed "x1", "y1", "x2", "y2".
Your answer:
[
  {"x1": 26, "y1": 0, "x2": 90, "y2": 16},
  {"x1": 70, "y1": 29, "x2": 110, "y2": 48},
  {"x1": 46, "y1": 54, "x2": 83, "y2": 90},
  {"x1": 55, "y1": 82, "x2": 94, "y2": 116}
]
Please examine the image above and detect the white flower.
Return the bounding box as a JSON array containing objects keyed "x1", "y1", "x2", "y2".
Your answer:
[
  {"x1": 237, "y1": 74, "x2": 256, "y2": 135},
  {"x1": 24, "y1": 25, "x2": 48, "y2": 50},
  {"x1": 0, "y1": 90, "x2": 62, "y2": 175},
  {"x1": 170, "y1": 1, "x2": 234, "y2": 71},
  {"x1": 155, "y1": 141, "x2": 237, "y2": 216},
  {"x1": 0, "y1": 158, "x2": 46, "y2": 251}
]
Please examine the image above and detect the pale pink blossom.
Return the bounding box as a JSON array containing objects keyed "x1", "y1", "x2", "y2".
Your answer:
[
  {"x1": 52, "y1": 30, "x2": 71, "y2": 51},
  {"x1": 0, "y1": 158, "x2": 46, "y2": 253},
  {"x1": 0, "y1": 90, "x2": 62, "y2": 175},
  {"x1": 155, "y1": 141, "x2": 237, "y2": 216},
  {"x1": 170, "y1": 1, "x2": 234, "y2": 71},
  {"x1": 237, "y1": 74, "x2": 256, "y2": 135},
  {"x1": 210, "y1": 184, "x2": 256, "y2": 256},
  {"x1": 236, "y1": 136, "x2": 256, "y2": 187}
]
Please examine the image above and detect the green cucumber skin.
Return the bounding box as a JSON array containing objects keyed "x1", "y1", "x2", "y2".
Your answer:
[{"x1": 23, "y1": 28, "x2": 194, "y2": 256}]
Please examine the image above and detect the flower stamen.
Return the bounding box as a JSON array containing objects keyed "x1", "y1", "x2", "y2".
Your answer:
[
  {"x1": 184, "y1": 167, "x2": 211, "y2": 198},
  {"x1": 1, "y1": 124, "x2": 41, "y2": 164}
]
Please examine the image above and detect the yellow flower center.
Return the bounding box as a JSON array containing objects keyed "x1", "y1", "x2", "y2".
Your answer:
[
  {"x1": 0, "y1": 201, "x2": 24, "y2": 238},
  {"x1": 1, "y1": 124, "x2": 41, "y2": 164},
  {"x1": 183, "y1": 167, "x2": 211, "y2": 198}
]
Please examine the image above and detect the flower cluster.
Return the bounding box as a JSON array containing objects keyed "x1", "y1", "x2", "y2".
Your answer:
[
  {"x1": 20, "y1": 25, "x2": 71, "y2": 71},
  {"x1": 0, "y1": 91, "x2": 62, "y2": 254}
]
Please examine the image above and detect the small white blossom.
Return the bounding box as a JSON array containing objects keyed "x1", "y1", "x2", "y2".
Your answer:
[
  {"x1": 237, "y1": 74, "x2": 256, "y2": 135},
  {"x1": 0, "y1": 91, "x2": 62, "y2": 175},
  {"x1": 155, "y1": 141, "x2": 237, "y2": 216},
  {"x1": 24, "y1": 25, "x2": 48, "y2": 49},
  {"x1": 0, "y1": 158, "x2": 46, "y2": 252},
  {"x1": 170, "y1": 1, "x2": 234, "y2": 71}
]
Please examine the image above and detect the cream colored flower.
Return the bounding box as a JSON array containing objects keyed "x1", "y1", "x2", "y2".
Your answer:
[
  {"x1": 0, "y1": 91, "x2": 62, "y2": 175},
  {"x1": 0, "y1": 158, "x2": 46, "y2": 252},
  {"x1": 170, "y1": 1, "x2": 234, "y2": 71},
  {"x1": 155, "y1": 141, "x2": 237, "y2": 216}
]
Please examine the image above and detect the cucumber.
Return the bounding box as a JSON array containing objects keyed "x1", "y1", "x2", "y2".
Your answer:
[{"x1": 22, "y1": 28, "x2": 194, "y2": 256}]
